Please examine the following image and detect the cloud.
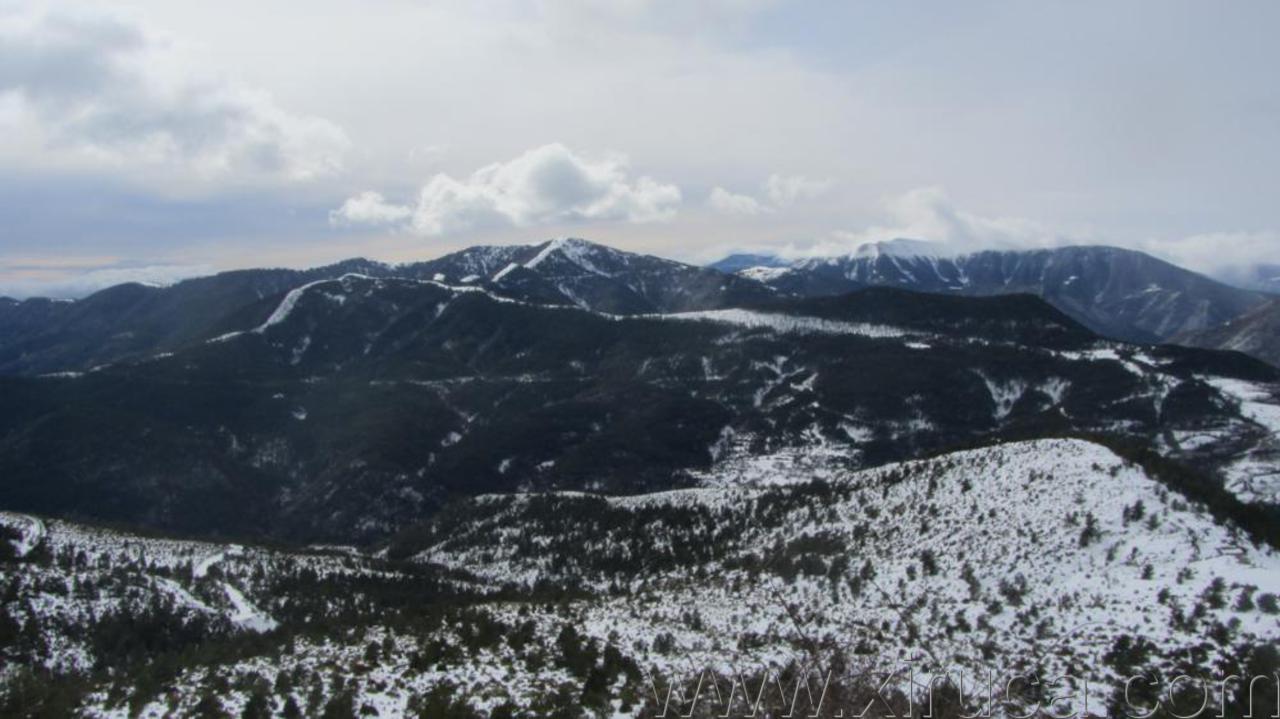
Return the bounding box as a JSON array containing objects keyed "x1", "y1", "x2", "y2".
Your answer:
[
  {"x1": 328, "y1": 191, "x2": 412, "y2": 227},
  {"x1": 707, "y1": 187, "x2": 767, "y2": 215},
  {"x1": 707, "y1": 173, "x2": 829, "y2": 216},
  {"x1": 0, "y1": 8, "x2": 349, "y2": 185},
  {"x1": 764, "y1": 174, "x2": 832, "y2": 207},
  {"x1": 1141, "y1": 231, "x2": 1280, "y2": 280},
  {"x1": 811, "y1": 186, "x2": 1060, "y2": 256},
  {"x1": 335, "y1": 143, "x2": 681, "y2": 236}
]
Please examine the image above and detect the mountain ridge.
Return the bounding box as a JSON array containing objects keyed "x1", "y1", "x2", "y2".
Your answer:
[
  {"x1": 720, "y1": 242, "x2": 1271, "y2": 344},
  {"x1": 2, "y1": 275, "x2": 1277, "y2": 543}
]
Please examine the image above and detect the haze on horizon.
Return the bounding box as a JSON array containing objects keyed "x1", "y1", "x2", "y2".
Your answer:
[{"x1": 1, "y1": 0, "x2": 1278, "y2": 298}]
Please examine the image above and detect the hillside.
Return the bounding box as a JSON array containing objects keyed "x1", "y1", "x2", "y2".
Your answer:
[
  {"x1": 5, "y1": 438, "x2": 1279, "y2": 716},
  {"x1": 1175, "y1": 299, "x2": 1280, "y2": 369}
]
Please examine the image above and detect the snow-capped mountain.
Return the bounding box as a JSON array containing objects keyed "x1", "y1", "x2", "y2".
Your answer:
[
  {"x1": 3, "y1": 239, "x2": 1280, "y2": 716},
  {"x1": 0, "y1": 239, "x2": 770, "y2": 377},
  {"x1": 2, "y1": 239, "x2": 1270, "y2": 378},
  {"x1": 404, "y1": 237, "x2": 777, "y2": 315},
  {"x1": 721, "y1": 243, "x2": 1270, "y2": 344}
]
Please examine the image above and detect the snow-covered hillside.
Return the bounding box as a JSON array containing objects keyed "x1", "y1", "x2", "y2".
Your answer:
[
  {"x1": 3, "y1": 445, "x2": 1279, "y2": 715},
  {"x1": 417, "y1": 439, "x2": 1280, "y2": 711}
]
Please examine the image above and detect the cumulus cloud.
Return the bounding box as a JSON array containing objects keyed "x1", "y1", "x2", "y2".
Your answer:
[
  {"x1": 707, "y1": 187, "x2": 767, "y2": 215},
  {"x1": 706, "y1": 173, "x2": 830, "y2": 216},
  {"x1": 328, "y1": 191, "x2": 413, "y2": 227},
  {"x1": 334, "y1": 143, "x2": 682, "y2": 236},
  {"x1": 764, "y1": 173, "x2": 832, "y2": 207},
  {"x1": 811, "y1": 186, "x2": 1060, "y2": 257},
  {"x1": 0, "y1": 8, "x2": 349, "y2": 184}
]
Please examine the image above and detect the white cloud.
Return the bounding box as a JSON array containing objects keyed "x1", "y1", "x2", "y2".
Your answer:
[
  {"x1": 764, "y1": 174, "x2": 832, "y2": 207},
  {"x1": 808, "y1": 186, "x2": 1060, "y2": 257},
  {"x1": 1141, "y1": 231, "x2": 1280, "y2": 280},
  {"x1": 707, "y1": 187, "x2": 767, "y2": 215},
  {"x1": 328, "y1": 191, "x2": 412, "y2": 227},
  {"x1": 0, "y1": 8, "x2": 349, "y2": 186},
  {"x1": 707, "y1": 173, "x2": 829, "y2": 216},
  {"x1": 335, "y1": 143, "x2": 682, "y2": 236}
]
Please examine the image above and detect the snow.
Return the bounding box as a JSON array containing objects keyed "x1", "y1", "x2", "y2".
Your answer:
[
  {"x1": 1203, "y1": 376, "x2": 1280, "y2": 436},
  {"x1": 975, "y1": 371, "x2": 1028, "y2": 420},
  {"x1": 655, "y1": 308, "x2": 914, "y2": 339},
  {"x1": 193, "y1": 546, "x2": 242, "y2": 578},
  {"x1": 0, "y1": 512, "x2": 46, "y2": 557},
  {"x1": 737, "y1": 266, "x2": 791, "y2": 281},
  {"x1": 1058, "y1": 346, "x2": 1146, "y2": 376},
  {"x1": 416, "y1": 437, "x2": 1280, "y2": 713},
  {"x1": 253, "y1": 279, "x2": 330, "y2": 334},
  {"x1": 1040, "y1": 376, "x2": 1070, "y2": 405},
  {"x1": 222, "y1": 583, "x2": 278, "y2": 632},
  {"x1": 524, "y1": 237, "x2": 612, "y2": 276},
  {"x1": 492, "y1": 262, "x2": 520, "y2": 282},
  {"x1": 12, "y1": 437, "x2": 1280, "y2": 717},
  {"x1": 1199, "y1": 376, "x2": 1280, "y2": 504},
  {"x1": 523, "y1": 237, "x2": 568, "y2": 269}
]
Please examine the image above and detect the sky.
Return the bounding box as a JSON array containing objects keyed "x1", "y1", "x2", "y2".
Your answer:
[{"x1": 1, "y1": 0, "x2": 1278, "y2": 297}]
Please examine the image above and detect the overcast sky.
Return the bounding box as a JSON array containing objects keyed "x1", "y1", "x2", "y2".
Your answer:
[{"x1": 2, "y1": 0, "x2": 1278, "y2": 297}]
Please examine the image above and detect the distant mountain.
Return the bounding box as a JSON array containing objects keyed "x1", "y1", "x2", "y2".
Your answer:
[
  {"x1": 1, "y1": 274, "x2": 1275, "y2": 542},
  {"x1": 9, "y1": 239, "x2": 1266, "y2": 377},
  {"x1": 1214, "y1": 263, "x2": 1280, "y2": 293},
  {"x1": 705, "y1": 252, "x2": 789, "y2": 273},
  {"x1": 0, "y1": 239, "x2": 772, "y2": 376},
  {"x1": 0, "y1": 258, "x2": 395, "y2": 376},
  {"x1": 406, "y1": 237, "x2": 777, "y2": 314},
  {"x1": 725, "y1": 242, "x2": 1270, "y2": 343},
  {"x1": 1174, "y1": 298, "x2": 1280, "y2": 368}
]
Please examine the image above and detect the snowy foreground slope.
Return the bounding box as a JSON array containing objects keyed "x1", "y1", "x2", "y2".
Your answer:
[{"x1": 4, "y1": 438, "x2": 1279, "y2": 717}]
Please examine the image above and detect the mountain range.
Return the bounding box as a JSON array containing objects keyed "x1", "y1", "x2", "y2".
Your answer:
[
  {"x1": 716, "y1": 239, "x2": 1273, "y2": 346},
  {"x1": 5, "y1": 238, "x2": 1275, "y2": 381},
  {"x1": 0, "y1": 238, "x2": 1278, "y2": 543},
  {"x1": 3, "y1": 237, "x2": 1280, "y2": 715},
  {"x1": 0, "y1": 239, "x2": 772, "y2": 377}
]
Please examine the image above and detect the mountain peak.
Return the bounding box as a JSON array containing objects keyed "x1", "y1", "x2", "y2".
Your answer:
[
  {"x1": 852, "y1": 238, "x2": 946, "y2": 259},
  {"x1": 523, "y1": 237, "x2": 611, "y2": 271}
]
